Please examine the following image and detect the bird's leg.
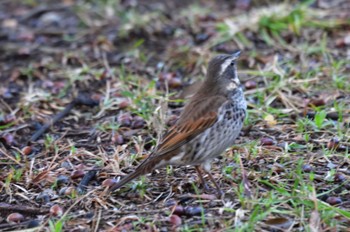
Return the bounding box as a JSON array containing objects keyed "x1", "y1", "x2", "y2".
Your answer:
[
  {"x1": 238, "y1": 152, "x2": 252, "y2": 198},
  {"x1": 195, "y1": 166, "x2": 209, "y2": 191},
  {"x1": 203, "y1": 170, "x2": 223, "y2": 196}
]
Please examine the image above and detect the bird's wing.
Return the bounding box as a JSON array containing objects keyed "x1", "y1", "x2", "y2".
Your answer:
[
  {"x1": 154, "y1": 95, "x2": 227, "y2": 156},
  {"x1": 109, "y1": 95, "x2": 227, "y2": 192}
]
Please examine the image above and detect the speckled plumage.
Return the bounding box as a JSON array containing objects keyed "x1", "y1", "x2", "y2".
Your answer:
[
  {"x1": 110, "y1": 51, "x2": 246, "y2": 193},
  {"x1": 157, "y1": 88, "x2": 246, "y2": 170}
]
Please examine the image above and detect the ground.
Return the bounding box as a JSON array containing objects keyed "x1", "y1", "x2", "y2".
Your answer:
[{"x1": 0, "y1": 0, "x2": 350, "y2": 231}]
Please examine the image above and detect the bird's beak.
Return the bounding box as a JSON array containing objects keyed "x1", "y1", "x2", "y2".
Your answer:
[{"x1": 232, "y1": 50, "x2": 241, "y2": 59}]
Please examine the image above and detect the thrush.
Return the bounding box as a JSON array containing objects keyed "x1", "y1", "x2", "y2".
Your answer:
[{"x1": 110, "y1": 51, "x2": 247, "y2": 194}]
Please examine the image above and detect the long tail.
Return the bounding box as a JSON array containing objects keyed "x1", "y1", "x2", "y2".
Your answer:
[
  {"x1": 108, "y1": 169, "x2": 144, "y2": 192},
  {"x1": 108, "y1": 156, "x2": 157, "y2": 192}
]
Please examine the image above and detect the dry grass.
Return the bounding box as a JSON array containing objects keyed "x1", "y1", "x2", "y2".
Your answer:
[{"x1": 0, "y1": 0, "x2": 350, "y2": 231}]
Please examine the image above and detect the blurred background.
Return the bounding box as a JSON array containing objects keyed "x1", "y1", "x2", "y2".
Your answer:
[{"x1": 0, "y1": 0, "x2": 350, "y2": 231}]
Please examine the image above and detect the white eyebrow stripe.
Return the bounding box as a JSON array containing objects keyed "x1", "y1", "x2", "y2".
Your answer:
[{"x1": 219, "y1": 58, "x2": 234, "y2": 75}]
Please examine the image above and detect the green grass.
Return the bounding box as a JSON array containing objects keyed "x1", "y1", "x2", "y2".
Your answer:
[
  {"x1": 49, "y1": 218, "x2": 66, "y2": 232},
  {"x1": 1, "y1": 0, "x2": 350, "y2": 231}
]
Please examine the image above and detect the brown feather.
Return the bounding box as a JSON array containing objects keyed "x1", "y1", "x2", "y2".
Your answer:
[
  {"x1": 154, "y1": 95, "x2": 226, "y2": 156},
  {"x1": 109, "y1": 95, "x2": 227, "y2": 192}
]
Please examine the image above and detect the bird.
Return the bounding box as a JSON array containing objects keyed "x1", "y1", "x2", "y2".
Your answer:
[{"x1": 109, "y1": 51, "x2": 247, "y2": 194}]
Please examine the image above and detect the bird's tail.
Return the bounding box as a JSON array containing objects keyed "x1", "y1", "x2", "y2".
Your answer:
[
  {"x1": 108, "y1": 156, "x2": 155, "y2": 192},
  {"x1": 108, "y1": 169, "x2": 144, "y2": 192}
]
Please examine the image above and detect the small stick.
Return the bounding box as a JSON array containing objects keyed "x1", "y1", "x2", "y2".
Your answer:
[
  {"x1": 0, "y1": 203, "x2": 49, "y2": 217},
  {"x1": 0, "y1": 220, "x2": 38, "y2": 230},
  {"x1": 77, "y1": 169, "x2": 98, "y2": 194},
  {"x1": 238, "y1": 151, "x2": 252, "y2": 199},
  {"x1": 29, "y1": 93, "x2": 99, "y2": 142}
]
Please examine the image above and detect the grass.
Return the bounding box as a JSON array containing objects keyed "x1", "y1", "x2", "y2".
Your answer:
[
  {"x1": 0, "y1": 0, "x2": 350, "y2": 231},
  {"x1": 49, "y1": 218, "x2": 65, "y2": 232}
]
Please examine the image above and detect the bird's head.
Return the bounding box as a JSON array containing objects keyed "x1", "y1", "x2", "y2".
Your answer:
[{"x1": 204, "y1": 51, "x2": 241, "y2": 94}]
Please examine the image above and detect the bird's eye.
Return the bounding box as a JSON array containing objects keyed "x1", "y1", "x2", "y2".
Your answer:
[{"x1": 230, "y1": 62, "x2": 234, "y2": 66}]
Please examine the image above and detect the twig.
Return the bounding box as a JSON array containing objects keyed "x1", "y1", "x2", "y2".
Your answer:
[
  {"x1": 29, "y1": 93, "x2": 99, "y2": 142},
  {"x1": 93, "y1": 208, "x2": 102, "y2": 232},
  {"x1": 238, "y1": 149, "x2": 252, "y2": 199},
  {"x1": 0, "y1": 124, "x2": 30, "y2": 134},
  {"x1": 0, "y1": 97, "x2": 13, "y2": 112},
  {"x1": 0, "y1": 220, "x2": 39, "y2": 230},
  {"x1": 0, "y1": 203, "x2": 49, "y2": 217},
  {"x1": 77, "y1": 169, "x2": 98, "y2": 194},
  {"x1": 19, "y1": 4, "x2": 69, "y2": 22},
  {"x1": 105, "y1": 208, "x2": 170, "y2": 215},
  {"x1": 0, "y1": 147, "x2": 22, "y2": 165}
]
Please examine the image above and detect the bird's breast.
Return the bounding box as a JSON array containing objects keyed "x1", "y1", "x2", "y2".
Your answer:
[{"x1": 187, "y1": 100, "x2": 246, "y2": 165}]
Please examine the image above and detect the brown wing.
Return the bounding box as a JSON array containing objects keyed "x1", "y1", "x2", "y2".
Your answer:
[
  {"x1": 109, "y1": 95, "x2": 227, "y2": 192},
  {"x1": 154, "y1": 95, "x2": 227, "y2": 157}
]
